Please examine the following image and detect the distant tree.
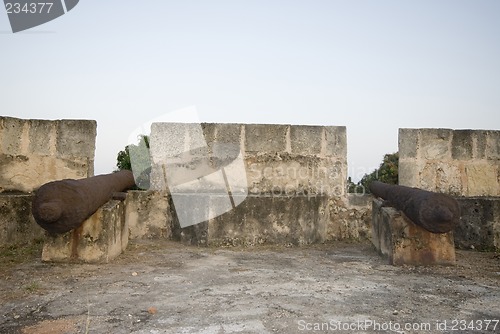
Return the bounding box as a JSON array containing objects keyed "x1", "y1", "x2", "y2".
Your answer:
[
  {"x1": 116, "y1": 135, "x2": 151, "y2": 189},
  {"x1": 348, "y1": 152, "x2": 399, "y2": 194},
  {"x1": 116, "y1": 135, "x2": 150, "y2": 171}
]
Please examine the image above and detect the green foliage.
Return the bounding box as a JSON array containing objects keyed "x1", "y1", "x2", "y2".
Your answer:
[
  {"x1": 116, "y1": 135, "x2": 150, "y2": 171},
  {"x1": 348, "y1": 152, "x2": 399, "y2": 194},
  {"x1": 116, "y1": 135, "x2": 151, "y2": 189}
]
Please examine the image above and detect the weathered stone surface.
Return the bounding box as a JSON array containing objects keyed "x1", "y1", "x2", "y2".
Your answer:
[
  {"x1": 42, "y1": 200, "x2": 128, "y2": 263},
  {"x1": 465, "y1": 164, "x2": 499, "y2": 196},
  {"x1": 290, "y1": 126, "x2": 322, "y2": 155},
  {"x1": 398, "y1": 128, "x2": 419, "y2": 159},
  {"x1": 0, "y1": 117, "x2": 96, "y2": 193},
  {"x1": 246, "y1": 156, "x2": 344, "y2": 197},
  {"x1": 452, "y1": 130, "x2": 474, "y2": 160},
  {"x1": 56, "y1": 120, "x2": 96, "y2": 158},
  {"x1": 244, "y1": 124, "x2": 288, "y2": 153},
  {"x1": 399, "y1": 128, "x2": 500, "y2": 197},
  {"x1": 371, "y1": 199, "x2": 456, "y2": 266},
  {"x1": 0, "y1": 193, "x2": 45, "y2": 246},
  {"x1": 456, "y1": 197, "x2": 500, "y2": 251},
  {"x1": 207, "y1": 195, "x2": 328, "y2": 246},
  {"x1": 324, "y1": 126, "x2": 347, "y2": 157},
  {"x1": 126, "y1": 191, "x2": 172, "y2": 239},
  {"x1": 420, "y1": 128, "x2": 453, "y2": 160},
  {"x1": 328, "y1": 195, "x2": 371, "y2": 241}
]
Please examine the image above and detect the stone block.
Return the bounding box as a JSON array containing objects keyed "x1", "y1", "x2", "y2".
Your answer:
[
  {"x1": 0, "y1": 116, "x2": 27, "y2": 155},
  {"x1": 420, "y1": 128, "x2": 452, "y2": 160},
  {"x1": 0, "y1": 117, "x2": 95, "y2": 192},
  {"x1": 29, "y1": 119, "x2": 56, "y2": 155},
  {"x1": 150, "y1": 122, "x2": 207, "y2": 163},
  {"x1": 290, "y1": 125, "x2": 322, "y2": 156},
  {"x1": 244, "y1": 124, "x2": 288, "y2": 153},
  {"x1": 474, "y1": 131, "x2": 488, "y2": 159},
  {"x1": 456, "y1": 197, "x2": 500, "y2": 251},
  {"x1": 324, "y1": 126, "x2": 347, "y2": 157},
  {"x1": 42, "y1": 200, "x2": 127, "y2": 263},
  {"x1": 207, "y1": 194, "x2": 328, "y2": 246},
  {"x1": 398, "y1": 128, "x2": 419, "y2": 159},
  {"x1": 371, "y1": 199, "x2": 455, "y2": 266},
  {"x1": 465, "y1": 164, "x2": 499, "y2": 196},
  {"x1": 486, "y1": 130, "x2": 500, "y2": 160},
  {"x1": 56, "y1": 120, "x2": 97, "y2": 159},
  {"x1": 245, "y1": 156, "x2": 344, "y2": 197},
  {"x1": 452, "y1": 130, "x2": 473, "y2": 160},
  {"x1": 201, "y1": 123, "x2": 242, "y2": 147},
  {"x1": 398, "y1": 159, "x2": 420, "y2": 188},
  {"x1": 0, "y1": 193, "x2": 45, "y2": 246},
  {"x1": 126, "y1": 190, "x2": 172, "y2": 239}
]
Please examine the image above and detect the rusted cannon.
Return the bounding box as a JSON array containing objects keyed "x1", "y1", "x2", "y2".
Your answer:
[
  {"x1": 369, "y1": 181, "x2": 460, "y2": 233},
  {"x1": 32, "y1": 170, "x2": 136, "y2": 234}
]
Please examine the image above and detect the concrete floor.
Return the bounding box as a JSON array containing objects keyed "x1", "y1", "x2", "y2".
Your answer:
[{"x1": 1, "y1": 240, "x2": 499, "y2": 334}]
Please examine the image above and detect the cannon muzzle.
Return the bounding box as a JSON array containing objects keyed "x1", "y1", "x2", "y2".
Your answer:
[
  {"x1": 32, "y1": 170, "x2": 136, "y2": 234},
  {"x1": 369, "y1": 181, "x2": 460, "y2": 233}
]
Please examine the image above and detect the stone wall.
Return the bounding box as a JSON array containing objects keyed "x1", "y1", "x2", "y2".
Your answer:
[
  {"x1": 399, "y1": 128, "x2": 500, "y2": 196},
  {"x1": 143, "y1": 122, "x2": 355, "y2": 245},
  {"x1": 0, "y1": 116, "x2": 96, "y2": 247},
  {"x1": 0, "y1": 116, "x2": 96, "y2": 193}
]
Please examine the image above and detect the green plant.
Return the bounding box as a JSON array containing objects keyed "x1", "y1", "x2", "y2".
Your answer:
[{"x1": 348, "y1": 152, "x2": 399, "y2": 194}]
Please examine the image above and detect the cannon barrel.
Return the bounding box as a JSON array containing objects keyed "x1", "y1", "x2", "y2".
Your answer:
[
  {"x1": 369, "y1": 181, "x2": 460, "y2": 233},
  {"x1": 32, "y1": 170, "x2": 136, "y2": 234}
]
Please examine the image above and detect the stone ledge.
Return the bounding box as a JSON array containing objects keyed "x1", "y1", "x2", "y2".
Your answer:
[
  {"x1": 371, "y1": 198, "x2": 455, "y2": 266},
  {"x1": 0, "y1": 193, "x2": 45, "y2": 246},
  {"x1": 456, "y1": 197, "x2": 500, "y2": 251},
  {"x1": 42, "y1": 200, "x2": 128, "y2": 263},
  {"x1": 171, "y1": 194, "x2": 329, "y2": 246}
]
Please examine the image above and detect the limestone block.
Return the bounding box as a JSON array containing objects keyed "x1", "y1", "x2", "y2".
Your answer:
[
  {"x1": 456, "y1": 197, "x2": 500, "y2": 251},
  {"x1": 486, "y1": 130, "x2": 500, "y2": 160},
  {"x1": 371, "y1": 199, "x2": 455, "y2": 266},
  {"x1": 201, "y1": 123, "x2": 242, "y2": 148},
  {"x1": 465, "y1": 164, "x2": 499, "y2": 196},
  {"x1": 324, "y1": 126, "x2": 347, "y2": 158},
  {"x1": 452, "y1": 130, "x2": 473, "y2": 160},
  {"x1": 245, "y1": 156, "x2": 345, "y2": 197},
  {"x1": 419, "y1": 128, "x2": 452, "y2": 160},
  {"x1": 0, "y1": 193, "x2": 45, "y2": 246},
  {"x1": 126, "y1": 190, "x2": 172, "y2": 239},
  {"x1": 29, "y1": 119, "x2": 57, "y2": 155},
  {"x1": 0, "y1": 117, "x2": 96, "y2": 192},
  {"x1": 244, "y1": 124, "x2": 288, "y2": 153},
  {"x1": 56, "y1": 120, "x2": 97, "y2": 159},
  {"x1": 398, "y1": 128, "x2": 419, "y2": 159},
  {"x1": 290, "y1": 125, "x2": 323, "y2": 156},
  {"x1": 0, "y1": 116, "x2": 27, "y2": 155},
  {"x1": 0, "y1": 155, "x2": 90, "y2": 193},
  {"x1": 206, "y1": 194, "x2": 328, "y2": 246},
  {"x1": 42, "y1": 200, "x2": 127, "y2": 263},
  {"x1": 474, "y1": 130, "x2": 488, "y2": 159},
  {"x1": 398, "y1": 159, "x2": 420, "y2": 188}
]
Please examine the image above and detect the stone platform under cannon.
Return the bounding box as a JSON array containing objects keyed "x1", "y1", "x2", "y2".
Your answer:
[{"x1": 371, "y1": 198, "x2": 456, "y2": 266}]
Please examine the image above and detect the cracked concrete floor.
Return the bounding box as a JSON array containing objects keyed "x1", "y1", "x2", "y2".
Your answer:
[{"x1": 0, "y1": 240, "x2": 499, "y2": 334}]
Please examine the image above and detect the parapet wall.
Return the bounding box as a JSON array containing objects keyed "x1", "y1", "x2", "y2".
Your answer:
[
  {"x1": 399, "y1": 128, "x2": 500, "y2": 196},
  {"x1": 150, "y1": 123, "x2": 347, "y2": 197},
  {"x1": 145, "y1": 123, "x2": 355, "y2": 245},
  {"x1": 0, "y1": 116, "x2": 96, "y2": 193}
]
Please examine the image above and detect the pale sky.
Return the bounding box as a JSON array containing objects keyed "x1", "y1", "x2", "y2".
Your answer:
[{"x1": 1, "y1": 0, "x2": 499, "y2": 181}]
